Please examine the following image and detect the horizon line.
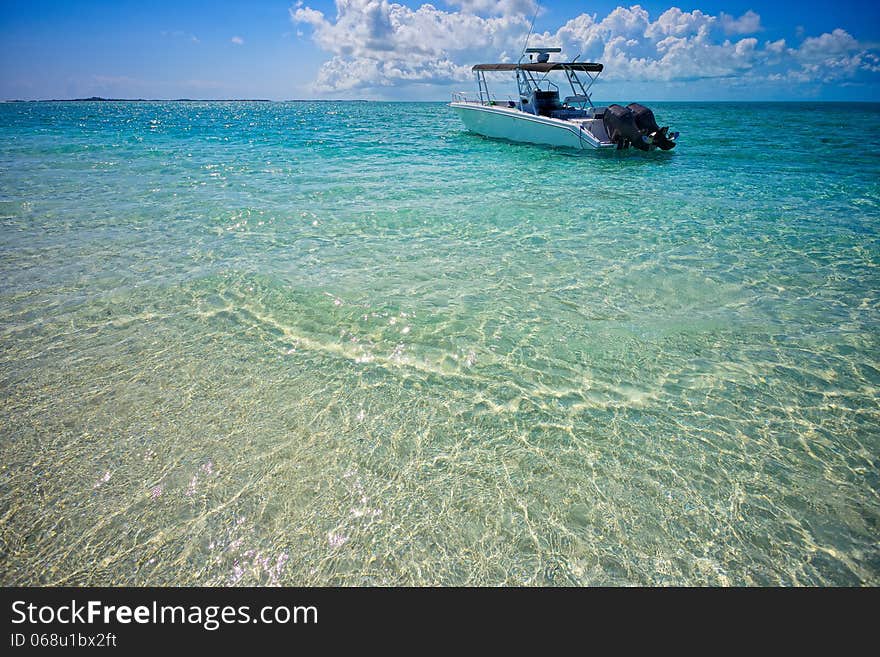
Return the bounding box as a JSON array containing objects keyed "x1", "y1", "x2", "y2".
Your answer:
[{"x1": 4, "y1": 97, "x2": 880, "y2": 104}]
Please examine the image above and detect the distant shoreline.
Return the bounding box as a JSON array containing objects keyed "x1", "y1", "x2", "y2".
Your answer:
[
  {"x1": 2, "y1": 97, "x2": 880, "y2": 104},
  {"x1": 1, "y1": 97, "x2": 369, "y2": 103}
]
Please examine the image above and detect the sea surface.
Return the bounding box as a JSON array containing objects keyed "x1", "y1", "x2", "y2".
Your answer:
[{"x1": 1, "y1": 100, "x2": 878, "y2": 586}]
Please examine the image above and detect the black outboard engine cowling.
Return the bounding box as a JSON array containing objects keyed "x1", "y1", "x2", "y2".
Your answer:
[
  {"x1": 603, "y1": 104, "x2": 648, "y2": 150},
  {"x1": 603, "y1": 103, "x2": 677, "y2": 151},
  {"x1": 626, "y1": 103, "x2": 661, "y2": 133},
  {"x1": 627, "y1": 103, "x2": 676, "y2": 151}
]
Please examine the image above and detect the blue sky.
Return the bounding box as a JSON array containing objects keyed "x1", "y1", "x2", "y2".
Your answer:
[{"x1": 1, "y1": 1, "x2": 879, "y2": 100}]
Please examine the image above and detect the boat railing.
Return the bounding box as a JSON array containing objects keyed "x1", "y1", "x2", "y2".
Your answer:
[
  {"x1": 452, "y1": 91, "x2": 506, "y2": 105},
  {"x1": 451, "y1": 91, "x2": 481, "y2": 103}
]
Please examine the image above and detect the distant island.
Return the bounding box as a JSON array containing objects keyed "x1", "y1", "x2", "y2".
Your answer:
[
  {"x1": 2, "y1": 97, "x2": 379, "y2": 103},
  {"x1": 8, "y1": 97, "x2": 274, "y2": 103}
]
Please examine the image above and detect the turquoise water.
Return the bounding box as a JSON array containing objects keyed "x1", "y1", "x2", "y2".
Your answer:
[{"x1": 1, "y1": 100, "x2": 878, "y2": 586}]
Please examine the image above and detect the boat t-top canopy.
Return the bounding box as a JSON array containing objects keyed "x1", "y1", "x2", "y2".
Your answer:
[
  {"x1": 467, "y1": 46, "x2": 604, "y2": 109},
  {"x1": 473, "y1": 62, "x2": 603, "y2": 73}
]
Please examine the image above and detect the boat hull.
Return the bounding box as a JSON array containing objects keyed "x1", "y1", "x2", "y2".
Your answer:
[{"x1": 450, "y1": 101, "x2": 614, "y2": 150}]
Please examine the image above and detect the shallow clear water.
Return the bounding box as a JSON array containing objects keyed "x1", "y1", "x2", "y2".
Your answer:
[{"x1": 1, "y1": 100, "x2": 878, "y2": 586}]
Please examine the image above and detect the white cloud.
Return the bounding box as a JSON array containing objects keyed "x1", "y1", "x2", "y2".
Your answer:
[
  {"x1": 782, "y1": 28, "x2": 875, "y2": 83},
  {"x1": 797, "y1": 28, "x2": 859, "y2": 59},
  {"x1": 719, "y1": 10, "x2": 762, "y2": 35},
  {"x1": 765, "y1": 38, "x2": 786, "y2": 54},
  {"x1": 231, "y1": 36, "x2": 245, "y2": 45},
  {"x1": 864, "y1": 53, "x2": 880, "y2": 74},
  {"x1": 644, "y1": 8, "x2": 716, "y2": 40},
  {"x1": 290, "y1": 2, "x2": 880, "y2": 94},
  {"x1": 290, "y1": 0, "x2": 531, "y2": 91},
  {"x1": 444, "y1": 0, "x2": 537, "y2": 16}
]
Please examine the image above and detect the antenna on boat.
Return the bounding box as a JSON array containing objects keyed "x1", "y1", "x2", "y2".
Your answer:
[{"x1": 519, "y1": 7, "x2": 540, "y2": 63}]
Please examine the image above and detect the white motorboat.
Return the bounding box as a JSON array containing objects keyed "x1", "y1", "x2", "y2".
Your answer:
[{"x1": 450, "y1": 47, "x2": 678, "y2": 151}]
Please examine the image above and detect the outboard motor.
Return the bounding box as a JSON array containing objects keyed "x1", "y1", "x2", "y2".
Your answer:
[
  {"x1": 603, "y1": 103, "x2": 678, "y2": 151},
  {"x1": 603, "y1": 104, "x2": 650, "y2": 150},
  {"x1": 627, "y1": 103, "x2": 677, "y2": 150}
]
